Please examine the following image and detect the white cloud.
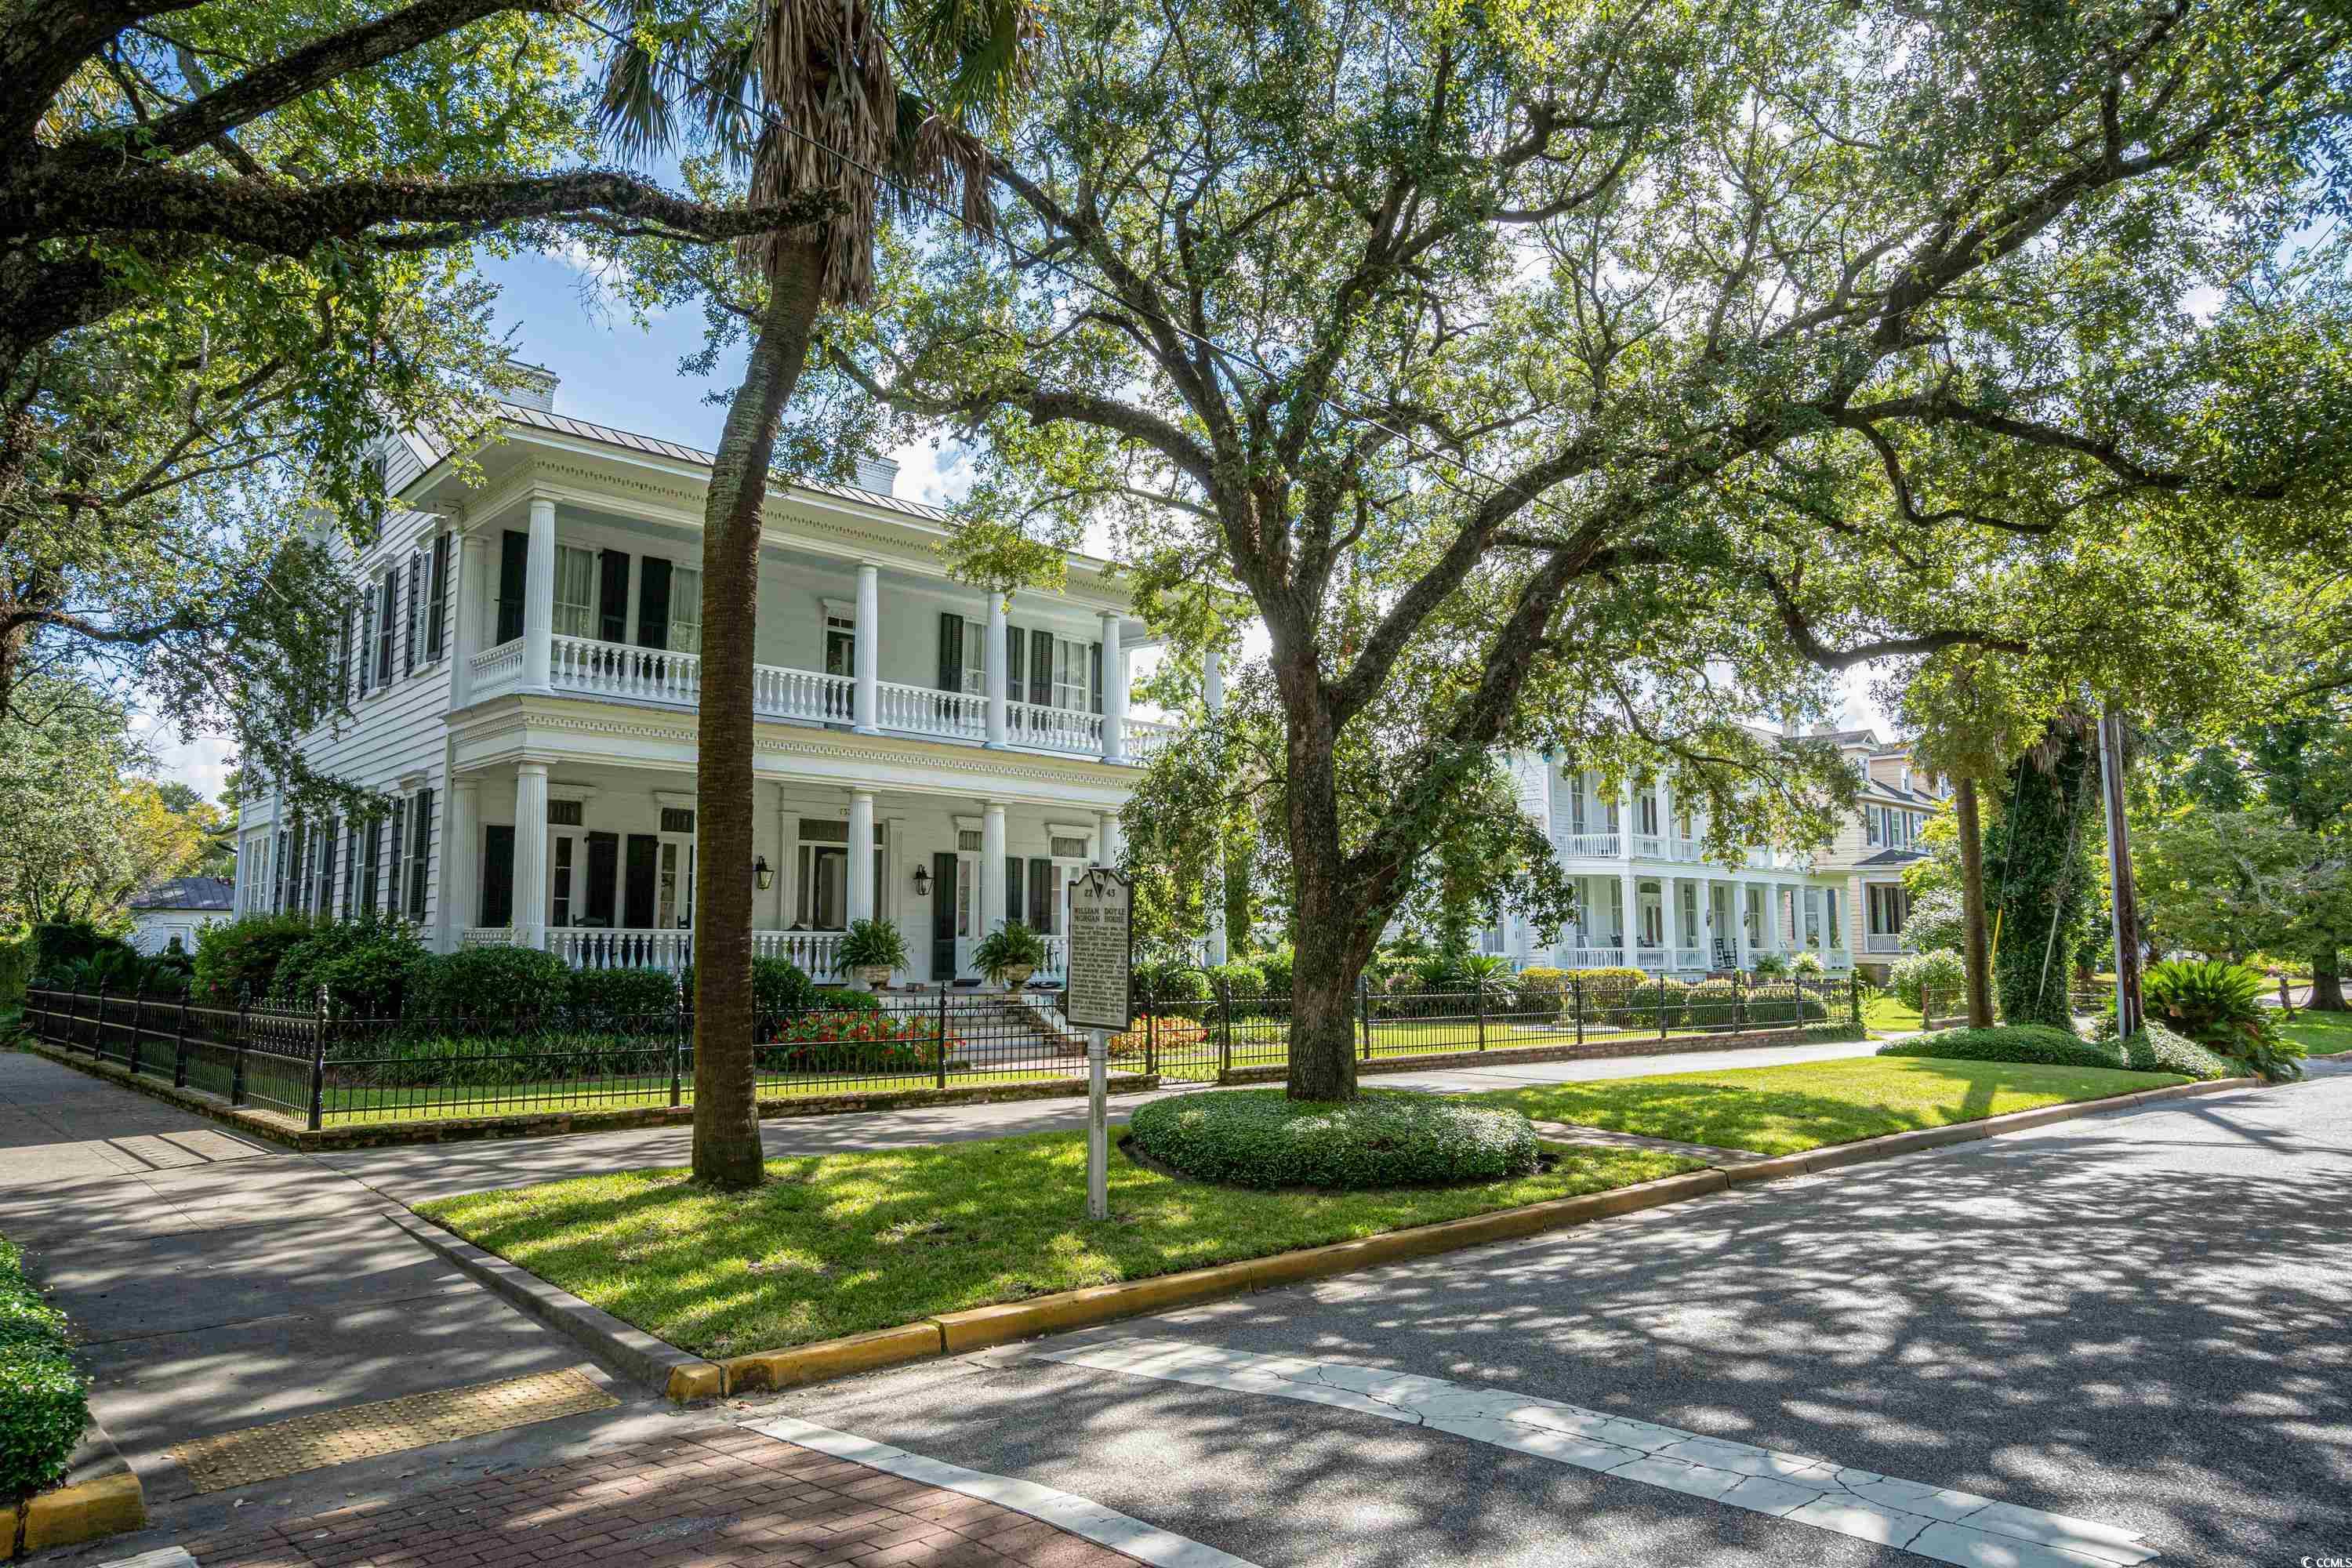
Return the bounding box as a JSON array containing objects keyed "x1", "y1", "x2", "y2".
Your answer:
[{"x1": 129, "y1": 712, "x2": 235, "y2": 804}]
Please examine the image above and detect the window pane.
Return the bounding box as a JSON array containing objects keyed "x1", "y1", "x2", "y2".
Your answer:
[
  {"x1": 555, "y1": 546, "x2": 596, "y2": 637},
  {"x1": 963, "y1": 622, "x2": 985, "y2": 695},
  {"x1": 670, "y1": 568, "x2": 702, "y2": 655}
]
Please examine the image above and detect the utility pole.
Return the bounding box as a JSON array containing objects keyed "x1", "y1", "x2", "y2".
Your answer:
[{"x1": 2096, "y1": 703, "x2": 2144, "y2": 1036}]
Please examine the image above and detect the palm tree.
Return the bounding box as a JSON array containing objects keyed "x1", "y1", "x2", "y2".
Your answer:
[{"x1": 597, "y1": 0, "x2": 1029, "y2": 1188}]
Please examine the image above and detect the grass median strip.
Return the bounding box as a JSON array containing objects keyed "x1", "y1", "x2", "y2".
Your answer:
[
  {"x1": 416, "y1": 1131, "x2": 1698, "y2": 1359},
  {"x1": 1454, "y1": 1055, "x2": 2186, "y2": 1157},
  {"x1": 2279, "y1": 1008, "x2": 2352, "y2": 1057}
]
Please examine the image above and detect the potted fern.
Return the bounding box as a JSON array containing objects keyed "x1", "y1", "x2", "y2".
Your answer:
[
  {"x1": 838, "y1": 918, "x2": 909, "y2": 989},
  {"x1": 974, "y1": 921, "x2": 1048, "y2": 990}
]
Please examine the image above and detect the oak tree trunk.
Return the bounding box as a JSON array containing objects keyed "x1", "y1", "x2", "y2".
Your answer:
[
  {"x1": 691, "y1": 239, "x2": 827, "y2": 1189},
  {"x1": 1277, "y1": 668, "x2": 1377, "y2": 1101},
  {"x1": 2311, "y1": 948, "x2": 2348, "y2": 1011},
  {"x1": 1955, "y1": 775, "x2": 1994, "y2": 1028}
]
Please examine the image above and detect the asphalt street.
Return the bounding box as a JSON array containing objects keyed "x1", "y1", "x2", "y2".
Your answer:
[{"x1": 746, "y1": 1065, "x2": 2352, "y2": 1568}]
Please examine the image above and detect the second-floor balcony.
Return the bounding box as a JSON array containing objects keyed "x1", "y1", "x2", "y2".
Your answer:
[{"x1": 467, "y1": 633, "x2": 1177, "y2": 762}]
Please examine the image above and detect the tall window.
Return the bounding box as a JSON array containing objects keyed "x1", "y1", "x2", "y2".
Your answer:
[
  {"x1": 423, "y1": 533, "x2": 451, "y2": 662},
  {"x1": 406, "y1": 789, "x2": 434, "y2": 920},
  {"x1": 554, "y1": 545, "x2": 597, "y2": 639},
  {"x1": 960, "y1": 620, "x2": 986, "y2": 695},
  {"x1": 1050, "y1": 635, "x2": 1089, "y2": 711},
  {"x1": 402, "y1": 550, "x2": 425, "y2": 675},
  {"x1": 669, "y1": 568, "x2": 702, "y2": 655},
  {"x1": 374, "y1": 569, "x2": 397, "y2": 684},
  {"x1": 826, "y1": 611, "x2": 855, "y2": 676}
]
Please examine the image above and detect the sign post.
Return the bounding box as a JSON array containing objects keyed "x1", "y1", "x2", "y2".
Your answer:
[{"x1": 1065, "y1": 867, "x2": 1134, "y2": 1221}]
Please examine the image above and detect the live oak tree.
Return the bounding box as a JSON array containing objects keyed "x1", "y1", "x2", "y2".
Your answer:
[
  {"x1": 823, "y1": 0, "x2": 2352, "y2": 1099},
  {"x1": 1, "y1": 0, "x2": 835, "y2": 804}
]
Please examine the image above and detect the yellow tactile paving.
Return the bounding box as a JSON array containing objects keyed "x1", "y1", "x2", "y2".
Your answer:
[{"x1": 167, "y1": 1367, "x2": 618, "y2": 1492}]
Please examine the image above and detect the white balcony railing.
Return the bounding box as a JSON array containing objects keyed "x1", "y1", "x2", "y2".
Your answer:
[
  {"x1": 469, "y1": 638, "x2": 525, "y2": 701},
  {"x1": 1124, "y1": 717, "x2": 1178, "y2": 763},
  {"x1": 1671, "y1": 838, "x2": 1704, "y2": 862},
  {"x1": 1559, "y1": 833, "x2": 1622, "y2": 857},
  {"x1": 879, "y1": 680, "x2": 987, "y2": 742},
  {"x1": 1673, "y1": 946, "x2": 1707, "y2": 971},
  {"x1": 467, "y1": 926, "x2": 857, "y2": 980},
  {"x1": 759, "y1": 665, "x2": 854, "y2": 724},
  {"x1": 1632, "y1": 834, "x2": 1665, "y2": 858},
  {"x1": 1865, "y1": 932, "x2": 1905, "y2": 954},
  {"x1": 1559, "y1": 946, "x2": 1624, "y2": 969},
  {"x1": 1009, "y1": 700, "x2": 1101, "y2": 753},
  {"x1": 551, "y1": 633, "x2": 699, "y2": 706},
  {"x1": 1635, "y1": 946, "x2": 1669, "y2": 970}
]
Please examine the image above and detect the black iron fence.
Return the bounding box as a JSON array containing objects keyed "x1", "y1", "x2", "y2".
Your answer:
[
  {"x1": 24, "y1": 971, "x2": 1863, "y2": 1123},
  {"x1": 22, "y1": 983, "x2": 1134, "y2": 1127},
  {"x1": 1138, "y1": 973, "x2": 1863, "y2": 1083}
]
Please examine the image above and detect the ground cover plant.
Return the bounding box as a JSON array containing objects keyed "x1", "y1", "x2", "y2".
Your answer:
[
  {"x1": 1880, "y1": 1022, "x2": 2230, "y2": 1080},
  {"x1": 1, "y1": 1234, "x2": 89, "y2": 1550},
  {"x1": 419, "y1": 1134, "x2": 1697, "y2": 1356},
  {"x1": 1457, "y1": 1057, "x2": 2183, "y2": 1156},
  {"x1": 1128, "y1": 1090, "x2": 1539, "y2": 1189}
]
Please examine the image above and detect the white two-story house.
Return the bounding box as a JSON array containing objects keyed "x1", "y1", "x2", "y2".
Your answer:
[
  {"x1": 231, "y1": 370, "x2": 1191, "y2": 985},
  {"x1": 1483, "y1": 748, "x2": 1856, "y2": 978}
]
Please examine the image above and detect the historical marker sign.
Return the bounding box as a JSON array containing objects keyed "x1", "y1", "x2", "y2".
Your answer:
[{"x1": 1065, "y1": 868, "x2": 1134, "y2": 1032}]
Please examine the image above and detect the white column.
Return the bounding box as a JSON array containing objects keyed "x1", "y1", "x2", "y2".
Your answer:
[
  {"x1": 1664, "y1": 873, "x2": 1682, "y2": 964},
  {"x1": 1619, "y1": 866, "x2": 1639, "y2": 963},
  {"x1": 985, "y1": 592, "x2": 1009, "y2": 747},
  {"x1": 512, "y1": 762, "x2": 549, "y2": 946},
  {"x1": 1656, "y1": 777, "x2": 1675, "y2": 850},
  {"x1": 1759, "y1": 880, "x2": 1779, "y2": 953},
  {"x1": 522, "y1": 497, "x2": 555, "y2": 692},
  {"x1": 1099, "y1": 611, "x2": 1126, "y2": 763},
  {"x1": 980, "y1": 800, "x2": 1006, "y2": 935},
  {"x1": 1734, "y1": 882, "x2": 1753, "y2": 970},
  {"x1": 451, "y1": 532, "x2": 487, "y2": 709},
  {"x1": 853, "y1": 561, "x2": 880, "y2": 734},
  {"x1": 1203, "y1": 648, "x2": 1225, "y2": 715},
  {"x1": 1780, "y1": 882, "x2": 1799, "y2": 950},
  {"x1": 774, "y1": 786, "x2": 793, "y2": 928},
  {"x1": 848, "y1": 788, "x2": 876, "y2": 926},
  {"x1": 442, "y1": 777, "x2": 480, "y2": 944},
  {"x1": 1096, "y1": 809, "x2": 1123, "y2": 869}
]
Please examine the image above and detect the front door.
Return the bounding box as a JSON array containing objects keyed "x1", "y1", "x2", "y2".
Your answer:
[
  {"x1": 656, "y1": 835, "x2": 695, "y2": 929},
  {"x1": 930, "y1": 852, "x2": 958, "y2": 980}
]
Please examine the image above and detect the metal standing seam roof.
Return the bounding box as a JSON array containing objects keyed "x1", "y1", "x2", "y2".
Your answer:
[
  {"x1": 129, "y1": 876, "x2": 236, "y2": 911},
  {"x1": 487, "y1": 403, "x2": 961, "y2": 527}
]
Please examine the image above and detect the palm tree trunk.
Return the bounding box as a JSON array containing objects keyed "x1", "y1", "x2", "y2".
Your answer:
[
  {"x1": 1955, "y1": 775, "x2": 1994, "y2": 1028},
  {"x1": 691, "y1": 238, "x2": 828, "y2": 1189}
]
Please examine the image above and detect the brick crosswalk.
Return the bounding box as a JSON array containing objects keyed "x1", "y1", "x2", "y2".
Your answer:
[{"x1": 178, "y1": 1427, "x2": 1147, "y2": 1568}]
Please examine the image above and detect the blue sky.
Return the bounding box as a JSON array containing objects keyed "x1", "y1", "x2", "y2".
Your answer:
[{"x1": 143, "y1": 247, "x2": 1886, "y2": 803}]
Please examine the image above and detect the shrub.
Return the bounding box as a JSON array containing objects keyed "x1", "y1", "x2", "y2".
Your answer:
[
  {"x1": 1254, "y1": 946, "x2": 1295, "y2": 996},
  {"x1": 2141, "y1": 958, "x2": 2265, "y2": 1047},
  {"x1": 30, "y1": 921, "x2": 132, "y2": 973},
  {"x1": 0, "y1": 1236, "x2": 90, "y2": 1509},
  {"x1": 0, "y1": 935, "x2": 27, "y2": 1008},
  {"x1": 1749, "y1": 951, "x2": 1789, "y2": 978},
  {"x1": 2118, "y1": 1021, "x2": 2232, "y2": 1081},
  {"x1": 568, "y1": 966, "x2": 677, "y2": 1022},
  {"x1": 1739, "y1": 982, "x2": 1831, "y2": 1025},
  {"x1": 1899, "y1": 886, "x2": 1965, "y2": 955},
  {"x1": 753, "y1": 958, "x2": 816, "y2": 1014},
  {"x1": 1136, "y1": 964, "x2": 1212, "y2": 1009},
  {"x1": 1878, "y1": 1025, "x2": 2129, "y2": 1071},
  {"x1": 191, "y1": 913, "x2": 316, "y2": 1005},
  {"x1": 1106, "y1": 1014, "x2": 1207, "y2": 1059},
  {"x1": 1204, "y1": 961, "x2": 1269, "y2": 1016},
  {"x1": 811, "y1": 986, "x2": 884, "y2": 1014},
  {"x1": 1682, "y1": 978, "x2": 1735, "y2": 1027},
  {"x1": 410, "y1": 943, "x2": 572, "y2": 1025},
  {"x1": 755, "y1": 1010, "x2": 946, "y2": 1073},
  {"x1": 1888, "y1": 949, "x2": 1968, "y2": 1014},
  {"x1": 273, "y1": 921, "x2": 429, "y2": 1015},
  {"x1": 1791, "y1": 951, "x2": 1826, "y2": 978},
  {"x1": 1593, "y1": 973, "x2": 1686, "y2": 1029},
  {"x1": 1514, "y1": 967, "x2": 1569, "y2": 1018},
  {"x1": 1128, "y1": 1089, "x2": 1541, "y2": 1189}
]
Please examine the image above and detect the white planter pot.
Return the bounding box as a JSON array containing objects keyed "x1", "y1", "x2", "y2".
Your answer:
[
  {"x1": 855, "y1": 964, "x2": 895, "y2": 989},
  {"x1": 998, "y1": 964, "x2": 1035, "y2": 991}
]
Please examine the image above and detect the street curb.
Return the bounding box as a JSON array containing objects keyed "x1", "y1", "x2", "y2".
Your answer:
[
  {"x1": 383, "y1": 1210, "x2": 724, "y2": 1401},
  {"x1": 404, "y1": 1071, "x2": 2268, "y2": 1406},
  {"x1": 21, "y1": 1039, "x2": 1158, "y2": 1151},
  {"x1": 0, "y1": 1417, "x2": 146, "y2": 1554}
]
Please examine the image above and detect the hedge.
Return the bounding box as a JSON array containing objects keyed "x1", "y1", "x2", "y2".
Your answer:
[
  {"x1": 1870, "y1": 1022, "x2": 2234, "y2": 1077},
  {"x1": 0, "y1": 1236, "x2": 89, "y2": 1508},
  {"x1": 1129, "y1": 1089, "x2": 1541, "y2": 1189}
]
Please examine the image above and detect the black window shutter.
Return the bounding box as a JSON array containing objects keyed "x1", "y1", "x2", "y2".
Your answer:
[
  {"x1": 1091, "y1": 641, "x2": 1102, "y2": 713},
  {"x1": 1027, "y1": 857, "x2": 1051, "y2": 930},
  {"x1": 318, "y1": 822, "x2": 337, "y2": 916},
  {"x1": 1029, "y1": 629, "x2": 1052, "y2": 706},
  {"x1": 482, "y1": 826, "x2": 515, "y2": 927},
  {"x1": 386, "y1": 798, "x2": 406, "y2": 916},
  {"x1": 1004, "y1": 857, "x2": 1025, "y2": 927},
  {"x1": 637, "y1": 558, "x2": 672, "y2": 649},
  {"x1": 404, "y1": 553, "x2": 423, "y2": 675},
  {"x1": 586, "y1": 832, "x2": 619, "y2": 925},
  {"x1": 426, "y1": 534, "x2": 452, "y2": 660},
  {"x1": 622, "y1": 834, "x2": 657, "y2": 927},
  {"x1": 337, "y1": 607, "x2": 354, "y2": 701},
  {"x1": 1005, "y1": 622, "x2": 1025, "y2": 694},
  {"x1": 376, "y1": 573, "x2": 396, "y2": 681},
  {"x1": 407, "y1": 789, "x2": 434, "y2": 920},
  {"x1": 938, "y1": 612, "x2": 964, "y2": 691},
  {"x1": 496, "y1": 529, "x2": 529, "y2": 645},
  {"x1": 356, "y1": 591, "x2": 372, "y2": 697},
  {"x1": 597, "y1": 550, "x2": 630, "y2": 644}
]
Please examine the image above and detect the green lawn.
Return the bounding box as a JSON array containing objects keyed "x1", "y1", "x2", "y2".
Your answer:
[
  {"x1": 1860, "y1": 993, "x2": 1924, "y2": 1036},
  {"x1": 1156, "y1": 1014, "x2": 1860, "y2": 1081},
  {"x1": 419, "y1": 1131, "x2": 1697, "y2": 1357},
  {"x1": 2280, "y1": 1007, "x2": 2352, "y2": 1057},
  {"x1": 1455, "y1": 1055, "x2": 2183, "y2": 1156}
]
